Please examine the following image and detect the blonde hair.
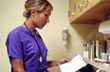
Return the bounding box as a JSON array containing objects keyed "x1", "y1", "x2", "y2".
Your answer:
[{"x1": 23, "y1": 0, "x2": 53, "y2": 18}]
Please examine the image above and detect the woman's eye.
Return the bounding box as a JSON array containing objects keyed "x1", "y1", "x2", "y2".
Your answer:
[{"x1": 45, "y1": 14, "x2": 48, "y2": 17}]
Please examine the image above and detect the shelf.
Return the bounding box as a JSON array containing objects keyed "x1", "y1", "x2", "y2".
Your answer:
[{"x1": 69, "y1": 0, "x2": 110, "y2": 24}]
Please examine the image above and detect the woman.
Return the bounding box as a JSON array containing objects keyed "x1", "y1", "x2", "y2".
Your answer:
[{"x1": 6, "y1": 0, "x2": 67, "y2": 72}]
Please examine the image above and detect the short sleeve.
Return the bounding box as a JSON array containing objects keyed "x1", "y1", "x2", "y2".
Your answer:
[{"x1": 6, "y1": 32, "x2": 23, "y2": 60}]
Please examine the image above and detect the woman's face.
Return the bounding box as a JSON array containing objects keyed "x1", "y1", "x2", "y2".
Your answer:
[{"x1": 32, "y1": 6, "x2": 52, "y2": 29}]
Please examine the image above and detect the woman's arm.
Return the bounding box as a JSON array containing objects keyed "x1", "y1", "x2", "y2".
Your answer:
[
  {"x1": 47, "y1": 60, "x2": 58, "y2": 68},
  {"x1": 47, "y1": 59, "x2": 69, "y2": 68},
  {"x1": 11, "y1": 58, "x2": 25, "y2": 72}
]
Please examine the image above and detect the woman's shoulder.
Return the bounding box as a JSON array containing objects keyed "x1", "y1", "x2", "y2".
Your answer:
[{"x1": 8, "y1": 25, "x2": 24, "y2": 36}]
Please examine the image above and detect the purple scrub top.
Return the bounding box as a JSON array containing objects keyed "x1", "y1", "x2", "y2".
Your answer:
[{"x1": 6, "y1": 24, "x2": 48, "y2": 72}]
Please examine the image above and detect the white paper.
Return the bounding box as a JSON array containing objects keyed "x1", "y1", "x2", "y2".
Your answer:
[
  {"x1": 59, "y1": 54, "x2": 87, "y2": 72},
  {"x1": 59, "y1": 62, "x2": 75, "y2": 72}
]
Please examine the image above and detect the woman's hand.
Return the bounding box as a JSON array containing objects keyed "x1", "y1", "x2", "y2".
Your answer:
[{"x1": 57, "y1": 58, "x2": 69, "y2": 65}]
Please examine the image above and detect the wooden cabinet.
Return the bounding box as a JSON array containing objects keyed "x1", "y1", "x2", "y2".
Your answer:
[{"x1": 69, "y1": 0, "x2": 110, "y2": 24}]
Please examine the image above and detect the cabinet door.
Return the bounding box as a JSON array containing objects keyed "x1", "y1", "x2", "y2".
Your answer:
[
  {"x1": 69, "y1": 0, "x2": 90, "y2": 18},
  {"x1": 69, "y1": 0, "x2": 100, "y2": 24}
]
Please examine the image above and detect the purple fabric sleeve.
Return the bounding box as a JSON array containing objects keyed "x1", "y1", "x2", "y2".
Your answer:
[{"x1": 6, "y1": 31, "x2": 23, "y2": 60}]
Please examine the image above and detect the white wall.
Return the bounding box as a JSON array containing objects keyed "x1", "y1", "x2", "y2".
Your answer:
[
  {"x1": 0, "y1": 0, "x2": 98, "y2": 72},
  {"x1": 0, "y1": 0, "x2": 24, "y2": 72}
]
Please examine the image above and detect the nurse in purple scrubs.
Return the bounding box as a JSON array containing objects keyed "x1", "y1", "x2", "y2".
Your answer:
[{"x1": 6, "y1": 0, "x2": 67, "y2": 72}]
